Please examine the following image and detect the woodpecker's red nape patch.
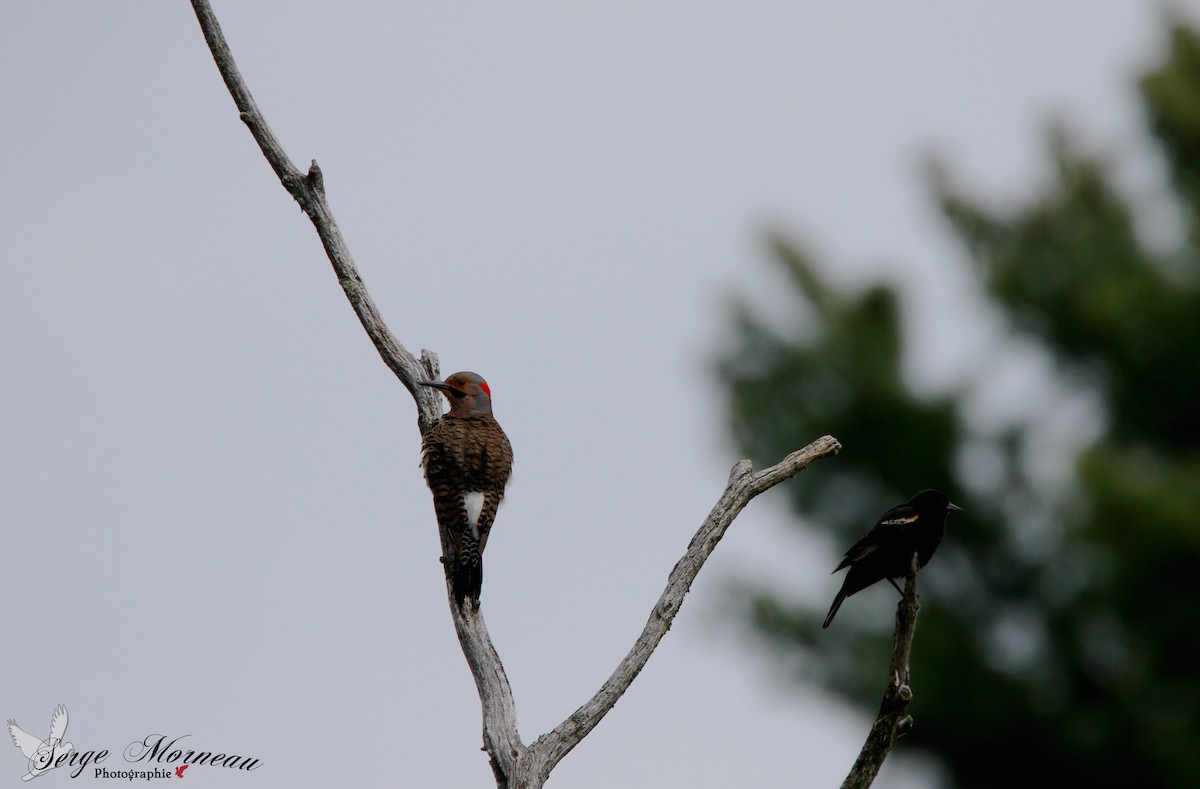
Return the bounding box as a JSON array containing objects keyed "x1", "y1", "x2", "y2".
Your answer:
[{"x1": 479, "y1": 381, "x2": 492, "y2": 397}]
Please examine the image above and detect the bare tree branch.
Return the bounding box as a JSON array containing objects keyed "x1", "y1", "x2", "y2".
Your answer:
[
  {"x1": 189, "y1": 0, "x2": 442, "y2": 433},
  {"x1": 841, "y1": 553, "x2": 922, "y2": 789},
  {"x1": 450, "y1": 607, "x2": 528, "y2": 786},
  {"x1": 527, "y1": 436, "x2": 842, "y2": 776},
  {"x1": 187, "y1": 4, "x2": 841, "y2": 786},
  {"x1": 448, "y1": 437, "x2": 841, "y2": 788},
  {"x1": 189, "y1": 4, "x2": 523, "y2": 780}
]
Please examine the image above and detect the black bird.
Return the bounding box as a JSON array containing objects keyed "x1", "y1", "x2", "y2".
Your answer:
[{"x1": 822, "y1": 489, "x2": 962, "y2": 629}]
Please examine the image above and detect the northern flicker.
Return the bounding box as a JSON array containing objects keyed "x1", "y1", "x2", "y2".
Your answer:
[
  {"x1": 418, "y1": 371, "x2": 513, "y2": 607},
  {"x1": 823, "y1": 489, "x2": 962, "y2": 628}
]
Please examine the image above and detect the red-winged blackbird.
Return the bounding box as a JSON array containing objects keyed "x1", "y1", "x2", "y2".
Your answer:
[{"x1": 822, "y1": 489, "x2": 962, "y2": 629}]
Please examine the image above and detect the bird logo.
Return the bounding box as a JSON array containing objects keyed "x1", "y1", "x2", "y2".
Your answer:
[
  {"x1": 175, "y1": 764, "x2": 189, "y2": 778},
  {"x1": 6, "y1": 705, "x2": 73, "y2": 781}
]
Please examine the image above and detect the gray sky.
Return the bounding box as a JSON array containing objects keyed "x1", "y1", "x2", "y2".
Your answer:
[{"x1": 2, "y1": 3, "x2": 1191, "y2": 787}]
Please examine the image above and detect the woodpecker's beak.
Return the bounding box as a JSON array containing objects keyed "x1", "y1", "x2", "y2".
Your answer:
[
  {"x1": 947, "y1": 502, "x2": 964, "y2": 512},
  {"x1": 418, "y1": 380, "x2": 452, "y2": 391}
]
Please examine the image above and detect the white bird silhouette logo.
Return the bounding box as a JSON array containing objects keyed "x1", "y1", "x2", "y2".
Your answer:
[{"x1": 7, "y1": 705, "x2": 73, "y2": 781}]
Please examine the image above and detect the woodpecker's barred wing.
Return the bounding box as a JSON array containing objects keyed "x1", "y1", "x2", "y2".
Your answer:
[
  {"x1": 7, "y1": 721, "x2": 41, "y2": 759},
  {"x1": 833, "y1": 503, "x2": 922, "y2": 570},
  {"x1": 421, "y1": 423, "x2": 469, "y2": 535},
  {"x1": 47, "y1": 706, "x2": 68, "y2": 743}
]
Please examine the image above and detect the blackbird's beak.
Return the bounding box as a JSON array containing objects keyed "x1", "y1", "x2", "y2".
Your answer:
[{"x1": 947, "y1": 502, "x2": 964, "y2": 512}]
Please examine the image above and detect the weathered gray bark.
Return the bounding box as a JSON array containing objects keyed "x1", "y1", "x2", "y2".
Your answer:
[
  {"x1": 188, "y1": 4, "x2": 851, "y2": 787},
  {"x1": 456, "y1": 437, "x2": 842, "y2": 788},
  {"x1": 841, "y1": 553, "x2": 923, "y2": 789},
  {"x1": 188, "y1": 0, "x2": 443, "y2": 435}
]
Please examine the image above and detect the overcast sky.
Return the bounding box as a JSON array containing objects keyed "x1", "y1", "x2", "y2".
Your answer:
[{"x1": 3, "y1": 3, "x2": 1194, "y2": 787}]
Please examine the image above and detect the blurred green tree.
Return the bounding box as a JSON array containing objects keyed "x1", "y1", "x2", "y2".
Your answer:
[{"x1": 718, "y1": 22, "x2": 1200, "y2": 789}]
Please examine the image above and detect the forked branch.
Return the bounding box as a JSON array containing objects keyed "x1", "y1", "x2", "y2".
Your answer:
[{"x1": 187, "y1": 4, "x2": 841, "y2": 786}]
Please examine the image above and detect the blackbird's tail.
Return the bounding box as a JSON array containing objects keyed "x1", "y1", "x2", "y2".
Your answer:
[{"x1": 822, "y1": 591, "x2": 846, "y2": 629}]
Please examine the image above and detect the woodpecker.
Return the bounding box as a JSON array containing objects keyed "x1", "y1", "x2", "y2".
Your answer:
[
  {"x1": 823, "y1": 489, "x2": 962, "y2": 628},
  {"x1": 418, "y1": 371, "x2": 513, "y2": 607}
]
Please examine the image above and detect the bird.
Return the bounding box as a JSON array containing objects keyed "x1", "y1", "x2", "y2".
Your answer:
[
  {"x1": 7, "y1": 705, "x2": 73, "y2": 782},
  {"x1": 823, "y1": 489, "x2": 962, "y2": 629},
  {"x1": 418, "y1": 371, "x2": 513, "y2": 607}
]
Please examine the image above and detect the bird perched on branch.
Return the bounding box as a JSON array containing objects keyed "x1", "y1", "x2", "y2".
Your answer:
[
  {"x1": 823, "y1": 489, "x2": 962, "y2": 628},
  {"x1": 419, "y1": 371, "x2": 513, "y2": 607}
]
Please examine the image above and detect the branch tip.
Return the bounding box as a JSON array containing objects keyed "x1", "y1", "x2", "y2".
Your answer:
[
  {"x1": 307, "y1": 159, "x2": 324, "y2": 193},
  {"x1": 420, "y1": 350, "x2": 440, "y2": 379},
  {"x1": 730, "y1": 458, "x2": 754, "y2": 480}
]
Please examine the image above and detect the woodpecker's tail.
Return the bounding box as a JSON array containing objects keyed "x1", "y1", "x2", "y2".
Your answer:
[
  {"x1": 452, "y1": 544, "x2": 484, "y2": 606},
  {"x1": 822, "y1": 591, "x2": 846, "y2": 629}
]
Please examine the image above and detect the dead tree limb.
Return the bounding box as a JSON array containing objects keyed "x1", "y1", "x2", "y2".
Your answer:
[
  {"x1": 527, "y1": 436, "x2": 842, "y2": 780},
  {"x1": 841, "y1": 553, "x2": 922, "y2": 789},
  {"x1": 187, "y1": 3, "x2": 841, "y2": 785},
  {"x1": 188, "y1": 0, "x2": 442, "y2": 433}
]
